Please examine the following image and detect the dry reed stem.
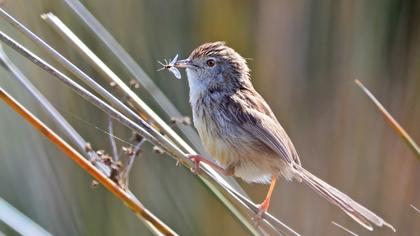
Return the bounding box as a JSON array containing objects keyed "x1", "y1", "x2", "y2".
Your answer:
[
  {"x1": 0, "y1": 40, "x2": 170, "y2": 236},
  {"x1": 355, "y1": 79, "x2": 420, "y2": 159},
  {"x1": 0, "y1": 197, "x2": 53, "y2": 235},
  {"x1": 0, "y1": 88, "x2": 177, "y2": 236},
  {"x1": 410, "y1": 204, "x2": 420, "y2": 214},
  {"x1": 41, "y1": 12, "x2": 193, "y2": 155},
  {"x1": 332, "y1": 221, "x2": 359, "y2": 236}
]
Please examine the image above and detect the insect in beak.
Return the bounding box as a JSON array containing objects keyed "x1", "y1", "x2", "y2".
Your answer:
[
  {"x1": 158, "y1": 55, "x2": 198, "y2": 79},
  {"x1": 157, "y1": 54, "x2": 182, "y2": 79}
]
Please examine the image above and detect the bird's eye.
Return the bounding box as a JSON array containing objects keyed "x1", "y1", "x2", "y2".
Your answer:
[{"x1": 206, "y1": 59, "x2": 215, "y2": 67}]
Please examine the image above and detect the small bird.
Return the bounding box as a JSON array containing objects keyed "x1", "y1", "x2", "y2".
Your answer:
[{"x1": 173, "y1": 41, "x2": 394, "y2": 231}]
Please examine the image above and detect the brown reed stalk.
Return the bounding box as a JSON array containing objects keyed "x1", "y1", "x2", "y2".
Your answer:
[
  {"x1": 355, "y1": 79, "x2": 420, "y2": 159},
  {"x1": 0, "y1": 87, "x2": 177, "y2": 236}
]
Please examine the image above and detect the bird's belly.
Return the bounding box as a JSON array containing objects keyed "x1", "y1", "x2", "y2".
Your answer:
[
  {"x1": 194, "y1": 114, "x2": 292, "y2": 183},
  {"x1": 195, "y1": 118, "x2": 235, "y2": 166}
]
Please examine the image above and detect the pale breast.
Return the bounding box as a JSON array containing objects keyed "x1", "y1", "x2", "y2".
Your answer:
[
  {"x1": 190, "y1": 91, "x2": 292, "y2": 183},
  {"x1": 192, "y1": 100, "x2": 292, "y2": 183},
  {"x1": 193, "y1": 106, "x2": 236, "y2": 166}
]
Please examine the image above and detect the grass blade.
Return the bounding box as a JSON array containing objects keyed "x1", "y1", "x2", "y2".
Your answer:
[
  {"x1": 0, "y1": 87, "x2": 177, "y2": 236},
  {"x1": 0, "y1": 43, "x2": 144, "y2": 210},
  {"x1": 332, "y1": 221, "x2": 359, "y2": 236},
  {"x1": 0, "y1": 197, "x2": 52, "y2": 236},
  {"x1": 62, "y1": 0, "x2": 204, "y2": 154},
  {"x1": 0, "y1": 8, "x2": 185, "y2": 163},
  {"x1": 355, "y1": 79, "x2": 420, "y2": 159},
  {"x1": 41, "y1": 12, "x2": 193, "y2": 155},
  {"x1": 410, "y1": 204, "x2": 420, "y2": 214},
  {"x1": 0, "y1": 29, "x2": 186, "y2": 166}
]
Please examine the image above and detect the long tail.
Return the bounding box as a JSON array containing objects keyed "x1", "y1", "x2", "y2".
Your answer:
[{"x1": 294, "y1": 165, "x2": 395, "y2": 232}]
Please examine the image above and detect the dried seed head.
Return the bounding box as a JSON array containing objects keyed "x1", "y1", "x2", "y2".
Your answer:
[
  {"x1": 101, "y1": 154, "x2": 112, "y2": 166},
  {"x1": 96, "y1": 150, "x2": 105, "y2": 156},
  {"x1": 89, "y1": 157, "x2": 98, "y2": 165},
  {"x1": 84, "y1": 142, "x2": 93, "y2": 152},
  {"x1": 122, "y1": 146, "x2": 132, "y2": 155},
  {"x1": 115, "y1": 161, "x2": 123, "y2": 169},
  {"x1": 91, "y1": 180, "x2": 99, "y2": 189},
  {"x1": 182, "y1": 117, "x2": 191, "y2": 125},
  {"x1": 170, "y1": 116, "x2": 191, "y2": 126},
  {"x1": 109, "y1": 164, "x2": 121, "y2": 183},
  {"x1": 153, "y1": 146, "x2": 165, "y2": 155},
  {"x1": 129, "y1": 79, "x2": 140, "y2": 89},
  {"x1": 133, "y1": 133, "x2": 143, "y2": 142}
]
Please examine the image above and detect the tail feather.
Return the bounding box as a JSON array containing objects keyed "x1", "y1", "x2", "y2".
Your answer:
[{"x1": 293, "y1": 165, "x2": 395, "y2": 232}]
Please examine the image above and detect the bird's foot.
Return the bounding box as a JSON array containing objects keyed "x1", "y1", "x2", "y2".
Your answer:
[
  {"x1": 187, "y1": 154, "x2": 203, "y2": 174},
  {"x1": 252, "y1": 198, "x2": 270, "y2": 224},
  {"x1": 186, "y1": 154, "x2": 234, "y2": 176}
]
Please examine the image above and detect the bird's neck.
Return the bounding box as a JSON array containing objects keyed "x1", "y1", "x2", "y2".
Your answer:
[
  {"x1": 186, "y1": 70, "x2": 209, "y2": 105},
  {"x1": 187, "y1": 69, "x2": 252, "y2": 106}
]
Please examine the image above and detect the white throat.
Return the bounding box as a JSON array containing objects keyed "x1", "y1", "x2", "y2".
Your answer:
[{"x1": 186, "y1": 68, "x2": 208, "y2": 105}]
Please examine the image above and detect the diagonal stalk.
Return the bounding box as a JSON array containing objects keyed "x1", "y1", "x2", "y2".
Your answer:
[
  {"x1": 0, "y1": 88, "x2": 177, "y2": 236},
  {"x1": 41, "y1": 12, "x2": 194, "y2": 155},
  {"x1": 0, "y1": 40, "x2": 171, "y2": 236},
  {"x1": 0, "y1": 30, "x2": 187, "y2": 170},
  {"x1": 0, "y1": 8, "x2": 184, "y2": 164},
  {"x1": 0, "y1": 197, "x2": 53, "y2": 236},
  {"x1": 355, "y1": 79, "x2": 420, "y2": 159},
  {"x1": 64, "y1": 0, "x2": 205, "y2": 154}
]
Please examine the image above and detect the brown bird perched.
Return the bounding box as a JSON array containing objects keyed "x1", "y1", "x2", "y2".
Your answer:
[{"x1": 173, "y1": 41, "x2": 394, "y2": 231}]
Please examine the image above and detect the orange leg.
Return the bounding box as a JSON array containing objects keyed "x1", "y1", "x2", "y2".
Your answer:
[
  {"x1": 187, "y1": 154, "x2": 234, "y2": 176},
  {"x1": 256, "y1": 176, "x2": 277, "y2": 218}
]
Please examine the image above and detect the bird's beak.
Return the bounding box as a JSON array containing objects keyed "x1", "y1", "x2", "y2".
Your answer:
[{"x1": 174, "y1": 59, "x2": 195, "y2": 69}]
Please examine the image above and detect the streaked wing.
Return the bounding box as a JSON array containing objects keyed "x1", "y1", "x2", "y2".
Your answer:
[{"x1": 223, "y1": 91, "x2": 300, "y2": 165}]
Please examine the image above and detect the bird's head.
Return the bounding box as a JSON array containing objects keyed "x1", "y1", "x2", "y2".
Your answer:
[{"x1": 175, "y1": 42, "x2": 250, "y2": 94}]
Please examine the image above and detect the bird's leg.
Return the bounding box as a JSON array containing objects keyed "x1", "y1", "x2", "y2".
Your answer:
[
  {"x1": 254, "y1": 176, "x2": 277, "y2": 221},
  {"x1": 187, "y1": 154, "x2": 234, "y2": 176}
]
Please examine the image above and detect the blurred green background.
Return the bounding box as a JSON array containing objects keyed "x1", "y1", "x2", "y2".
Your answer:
[{"x1": 0, "y1": 0, "x2": 419, "y2": 235}]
